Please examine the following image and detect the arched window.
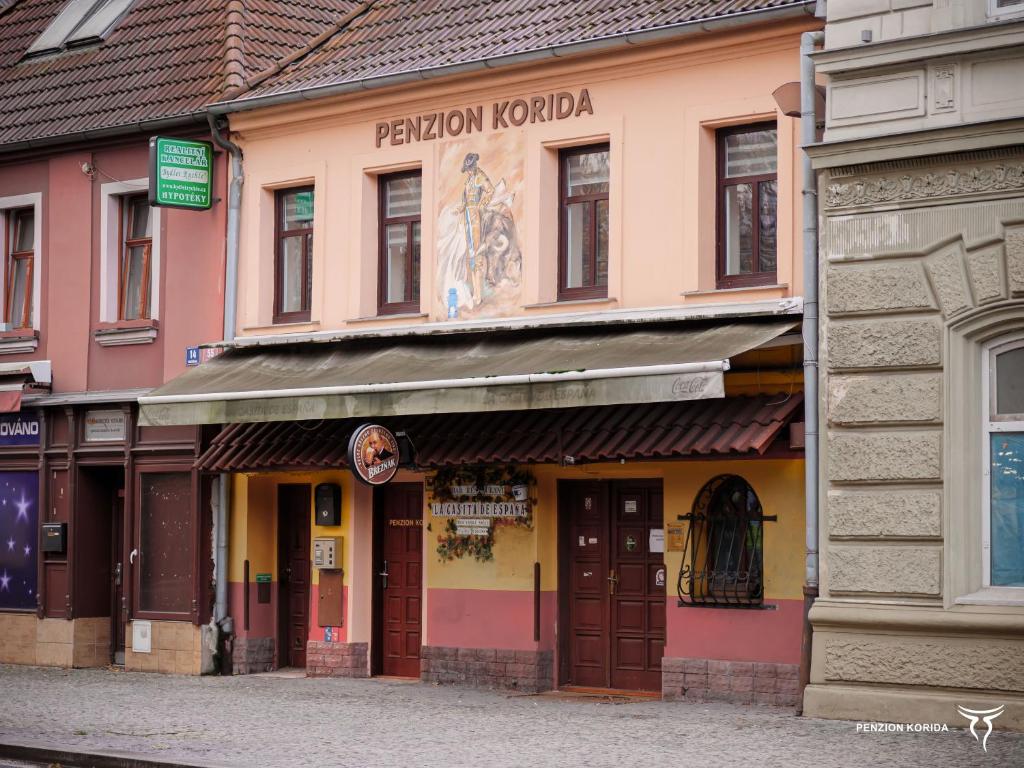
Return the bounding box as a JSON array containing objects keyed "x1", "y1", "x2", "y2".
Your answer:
[
  {"x1": 678, "y1": 475, "x2": 772, "y2": 607},
  {"x1": 985, "y1": 337, "x2": 1024, "y2": 588}
]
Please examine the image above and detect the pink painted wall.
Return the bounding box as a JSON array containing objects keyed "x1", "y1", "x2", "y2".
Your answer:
[
  {"x1": 85, "y1": 139, "x2": 226, "y2": 391},
  {"x1": 227, "y1": 582, "x2": 351, "y2": 649},
  {"x1": 307, "y1": 583, "x2": 348, "y2": 643},
  {"x1": 0, "y1": 135, "x2": 226, "y2": 394},
  {"x1": 228, "y1": 580, "x2": 276, "y2": 641},
  {"x1": 664, "y1": 598, "x2": 803, "y2": 665},
  {"x1": 426, "y1": 588, "x2": 556, "y2": 652}
]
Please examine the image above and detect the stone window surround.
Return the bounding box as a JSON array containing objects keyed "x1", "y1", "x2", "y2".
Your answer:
[
  {"x1": 980, "y1": 333, "x2": 1024, "y2": 591},
  {"x1": 0, "y1": 192, "x2": 43, "y2": 333},
  {"x1": 98, "y1": 178, "x2": 161, "y2": 326},
  {"x1": 947, "y1": 301, "x2": 1024, "y2": 607}
]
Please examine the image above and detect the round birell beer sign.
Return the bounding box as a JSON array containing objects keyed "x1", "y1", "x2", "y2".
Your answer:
[{"x1": 347, "y1": 424, "x2": 399, "y2": 486}]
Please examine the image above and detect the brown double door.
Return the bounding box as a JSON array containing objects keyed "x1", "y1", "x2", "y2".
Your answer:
[
  {"x1": 278, "y1": 485, "x2": 311, "y2": 668},
  {"x1": 562, "y1": 480, "x2": 665, "y2": 691},
  {"x1": 373, "y1": 483, "x2": 423, "y2": 678}
]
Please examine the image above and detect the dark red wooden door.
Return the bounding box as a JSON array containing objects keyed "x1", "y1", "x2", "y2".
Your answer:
[
  {"x1": 564, "y1": 480, "x2": 664, "y2": 691},
  {"x1": 609, "y1": 483, "x2": 665, "y2": 691},
  {"x1": 278, "y1": 485, "x2": 311, "y2": 668},
  {"x1": 566, "y1": 482, "x2": 610, "y2": 687},
  {"x1": 377, "y1": 483, "x2": 423, "y2": 677}
]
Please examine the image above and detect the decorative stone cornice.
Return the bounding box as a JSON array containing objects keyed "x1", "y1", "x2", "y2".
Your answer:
[{"x1": 825, "y1": 161, "x2": 1024, "y2": 210}]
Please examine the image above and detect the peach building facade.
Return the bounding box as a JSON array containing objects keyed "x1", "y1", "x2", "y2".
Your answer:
[
  {"x1": 142, "y1": 12, "x2": 821, "y2": 697},
  {"x1": 227, "y1": 23, "x2": 810, "y2": 335}
]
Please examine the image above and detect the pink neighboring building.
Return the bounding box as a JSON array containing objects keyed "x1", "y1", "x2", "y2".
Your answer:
[{"x1": 0, "y1": 0, "x2": 352, "y2": 673}]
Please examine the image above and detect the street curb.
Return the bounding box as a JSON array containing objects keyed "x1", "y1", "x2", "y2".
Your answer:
[{"x1": 0, "y1": 740, "x2": 230, "y2": 768}]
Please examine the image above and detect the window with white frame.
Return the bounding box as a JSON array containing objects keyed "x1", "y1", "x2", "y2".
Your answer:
[
  {"x1": 119, "y1": 194, "x2": 152, "y2": 320},
  {"x1": 0, "y1": 193, "x2": 42, "y2": 333},
  {"x1": 99, "y1": 179, "x2": 159, "y2": 326},
  {"x1": 984, "y1": 337, "x2": 1024, "y2": 588},
  {"x1": 4, "y1": 207, "x2": 34, "y2": 330}
]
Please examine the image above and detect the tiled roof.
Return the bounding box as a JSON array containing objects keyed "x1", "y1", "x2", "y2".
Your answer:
[
  {"x1": 231, "y1": 0, "x2": 814, "y2": 104},
  {"x1": 0, "y1": 0, "x2": 360, "y2": 148},
  {"x1": 196, "y1": 393, "x2": 804, "y2": 471}
]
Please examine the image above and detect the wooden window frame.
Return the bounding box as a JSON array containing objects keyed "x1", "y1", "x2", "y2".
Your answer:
[
  {"x1": 4, "y1": 207, "x2": 34, "y2": 330},
  {"x1": 558, "y1": 143, "x2": 610, "y2": 302},
  {"x1": 118, "y1": 194, "x2": 153, "y2": 321},
  {"x1": 377, "y1": 170, "x2": 422, "y2": 316},
  {"x1": 274, "y1": 186, "x2": 314, "y2": 324},
  {"x1": 715, "y1": 123, "x2": 778, "y2": 290}
]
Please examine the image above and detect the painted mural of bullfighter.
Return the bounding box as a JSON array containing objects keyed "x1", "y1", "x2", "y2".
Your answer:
[{"x1": 437, "y1": 152, "x2": 522, "y2": 316}]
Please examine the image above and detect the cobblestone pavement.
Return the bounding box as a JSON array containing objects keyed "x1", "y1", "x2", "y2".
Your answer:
[{"x1": 1, "y1": 665, "x2": 1022, "y2": 768}]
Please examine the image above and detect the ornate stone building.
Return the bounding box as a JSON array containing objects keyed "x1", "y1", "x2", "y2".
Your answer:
[{"x1": 805, "y1": 0, "x2": 1024, "y2": 728}]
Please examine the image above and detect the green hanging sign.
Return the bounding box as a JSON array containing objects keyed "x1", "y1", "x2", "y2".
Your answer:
[{"x1": 148, "y1": 136, "x2": 214, "y2": 210}]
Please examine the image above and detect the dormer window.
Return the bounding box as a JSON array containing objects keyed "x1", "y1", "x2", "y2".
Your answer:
[{"x1": 25, "y1": 0, "x2": 134, "y2": 57}]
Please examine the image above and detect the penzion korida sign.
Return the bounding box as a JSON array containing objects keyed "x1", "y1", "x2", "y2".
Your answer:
[
  {"x1": 375, "y1": 88, "x2": 594, "y2": 148},
  {"x1": 347, "y1": 424, "x2": 400, "y2": 486}
]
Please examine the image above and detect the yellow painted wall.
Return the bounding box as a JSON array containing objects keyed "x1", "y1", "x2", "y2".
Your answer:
[
  {"x1": 230, "y1": 470, "x2": 354, "y2": 587},
  {"x1": 228, "y1": 456, "x2": 804, "y2": 647},
  {"x1": 425, "y1": 458, "x2": 805, "y2": 601}
]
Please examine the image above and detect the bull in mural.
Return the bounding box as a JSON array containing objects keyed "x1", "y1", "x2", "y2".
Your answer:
[{"x1": 436, "y1": 152, "x2": 522, "y2": 317}]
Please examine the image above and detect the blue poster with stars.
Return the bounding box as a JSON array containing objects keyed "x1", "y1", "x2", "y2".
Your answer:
[{"x1": 0, "y1": 471, "x2": 38, "y2": 610}]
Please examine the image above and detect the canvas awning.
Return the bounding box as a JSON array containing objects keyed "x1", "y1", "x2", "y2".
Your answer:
[
  {"x1": 0, "y1": 361, "x2": 52, "y2": 413},
  {"x1": 138, "y1": 320, "x2": 797, "y2": 427}
]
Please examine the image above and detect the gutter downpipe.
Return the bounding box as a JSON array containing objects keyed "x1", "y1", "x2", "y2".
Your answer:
[
  {"x1": 797, "y1": 28, "x2": 825, "y2": 715},
  {"x1": 207, "y1": 113, "x2": 243, "y2": 666}
]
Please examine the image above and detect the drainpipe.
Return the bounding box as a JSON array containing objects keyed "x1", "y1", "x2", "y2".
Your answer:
[
  {"x1": 207, "y1": 114, "x2": 243, "y2": 660},
  {"x1": 797, "y1": 28, "x2": 825, "y2": 714}
]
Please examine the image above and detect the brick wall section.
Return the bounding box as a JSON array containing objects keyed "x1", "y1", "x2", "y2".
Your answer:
[
  {"x1": 421, "y1": 646, "x2": 553, "y2": 693},
  {"x1": 306, "y1": 641, "x2": 368, "y2": 678},
  {"x1": 232, "y1": 637, "x2": 275, "y2": 675},
  {"x1": 662, "y1": 658, "x2": 800, "y2": 707}
]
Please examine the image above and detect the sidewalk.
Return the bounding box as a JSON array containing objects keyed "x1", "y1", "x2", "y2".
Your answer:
[{"x1": 0, "y1": 665, "x2": 1021, "y2": 768}]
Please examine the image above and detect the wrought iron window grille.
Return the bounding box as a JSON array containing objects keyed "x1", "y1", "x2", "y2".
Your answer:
[{"x1": 677, "y1": 474, "x2": 776, "y2": 608}]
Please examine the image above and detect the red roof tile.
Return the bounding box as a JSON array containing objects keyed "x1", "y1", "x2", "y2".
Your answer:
[
  {"x1": 230, "y1": 0, "x2": 814, "y2": 104},
  {"x1": 196, "y1": 393, "x2": 804, "y2": 471},
  {"x1": 0, "y1": 0, "x2": 360, "y2": 147}
]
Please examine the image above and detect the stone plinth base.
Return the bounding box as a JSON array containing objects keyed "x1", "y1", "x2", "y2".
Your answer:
[
  {"x1": 306, "y1": 641, "x2": 368, "y2": 677},
  {"x1": 232, "y1": 636, "x2": 275, "y2": 674},
  {"x1": 125, "y1": 620, "x2": 204, "y2": 675},
  {"x1": 0, "y1": 614, "x2": 112, "y2": 669},
  {"x1": 421, "y1": 646, "x2": 553, "y2": 693},
  {"x1": 662, "y1": 657, "x2": 800, "y2": 706}
]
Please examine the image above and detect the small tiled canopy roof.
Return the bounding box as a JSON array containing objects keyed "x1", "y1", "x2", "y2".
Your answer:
[
  {"x1": 229, "y1": 0, "x2": 815, "y2": 103},
  {"x1": 0, "y1": 0, "x2": 361, "y2": 147},
  {"x1": 196, "y1": 393, "x2": 803, "y2": 472}
]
